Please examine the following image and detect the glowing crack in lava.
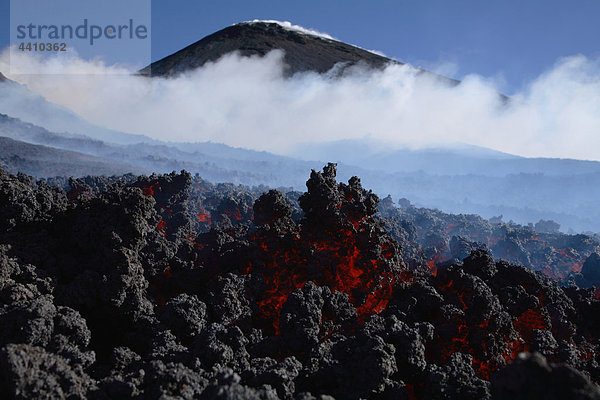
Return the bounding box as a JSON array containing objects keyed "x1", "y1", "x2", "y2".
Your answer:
[
  {"x1": 251, "y1": 165, "x2": 403, "y2": 334},
  {"x1": 197, "y1": 211, "x2": 212, "y2": 225},
  {"x1": 247, "y1": 224, "x2": 400, "y2": 333},
  {"x1": 142, "y1": 183, "x2": 159, "y2": 197},
  {"x1": 156, "y1": 219, "x2": 167, "y2": 237},
  {"x1": 197, "y1": 164, "x2": 405, "y2": 335}
]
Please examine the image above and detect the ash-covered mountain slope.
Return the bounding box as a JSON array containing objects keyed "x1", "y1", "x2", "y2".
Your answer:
[
  {"x1": 0, "y1": 75, "x2": 157, "y2": 146},
  {"x1": 0, "y1": 113, "x2": 121, "y2": 155},
  {"x1": 293, "y1": 139, "x2": 600, "y2": 177},
  {"x1": 2, "y1": 164, "x2": 600, "y2": 399},
  {"x1": 0, "y1": 113, "x2": 317, "y2": 184},
  {"x1": 141, "y1": 20, "x2": 457, "y2": 85},
  {"x1": 0, "y1": 136, "x2": 144, "y2": 177}
]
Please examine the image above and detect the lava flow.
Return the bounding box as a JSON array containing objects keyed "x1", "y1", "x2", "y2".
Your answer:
[
  {"x1": 2, "y1": 164, "x2": 600, "y2": 399},
  {"x1": 195, "y1": 164, "x2": 404, "y2": 335}
]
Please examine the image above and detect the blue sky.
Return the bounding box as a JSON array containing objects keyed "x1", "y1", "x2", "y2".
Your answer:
[{"x1": 1, "y1": 0, "x2": 599, "y2": 93}]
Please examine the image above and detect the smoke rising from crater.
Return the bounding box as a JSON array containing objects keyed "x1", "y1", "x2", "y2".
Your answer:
[{"x1": 1, "y1": 48, "x2": 600, "y2": 160}]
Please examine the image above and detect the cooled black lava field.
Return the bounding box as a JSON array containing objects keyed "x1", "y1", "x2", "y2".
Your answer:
[{"x1": 1, "y1": 164, "x2": 600, "y2": 399}]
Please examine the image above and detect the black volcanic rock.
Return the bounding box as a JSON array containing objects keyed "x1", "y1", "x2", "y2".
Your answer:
[
  {"x1": 582, "y1": 253, "x2": 600, "y2": 284},
  {"x1": 2, "y1": 164, "x2": 600, "y2": 399},
  {"x1": 0, "y1": 343, "x2": 91, "y2": 399},
  {"x1": 491, "y1": 352, "x2": 600, "y2": 400}
]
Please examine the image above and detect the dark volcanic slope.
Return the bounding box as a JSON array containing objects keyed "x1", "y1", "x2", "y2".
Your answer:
[
  {"x1": 142, "y1": 21, "x2": 402, "y2": 77},
  {"x1": 0, "y1": 136, "x2": 143, "y2": 177},
  {"x1": 0, "y1": 113, "x2": 317, "y2": 184}
]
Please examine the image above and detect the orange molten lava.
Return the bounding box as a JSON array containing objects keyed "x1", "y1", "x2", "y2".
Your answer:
[
  {"x1": 245, "y1": 221, "x2": 399, "y2": 334},
  {"x1": 156, "y1": 220, "x2": 167, "y2": 237}
]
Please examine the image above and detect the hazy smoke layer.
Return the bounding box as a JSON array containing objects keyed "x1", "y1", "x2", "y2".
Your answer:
[{"x1": 2, "y1": 48, "x2": 600, "y2": 160}]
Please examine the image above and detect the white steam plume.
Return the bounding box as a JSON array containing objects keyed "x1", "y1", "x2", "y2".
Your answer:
[
  {"x1": 1, "y1": 48, "x2": 600, "y2": 161},
  {"x1": 241, "y1": 20, "x2": 336, "y2": 40}
]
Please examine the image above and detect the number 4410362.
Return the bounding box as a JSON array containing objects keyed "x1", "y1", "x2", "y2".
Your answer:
[{"x1": 18, "y1": 42, "x2": 67, "y2": 52}]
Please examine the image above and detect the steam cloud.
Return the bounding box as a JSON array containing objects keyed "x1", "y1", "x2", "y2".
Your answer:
[
  {"x1": 1, "y1": 47, "x2": 600, "y2": 161},
  {"x1": 245, "y1": 20, "x2": 336, "y2": 40}
]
